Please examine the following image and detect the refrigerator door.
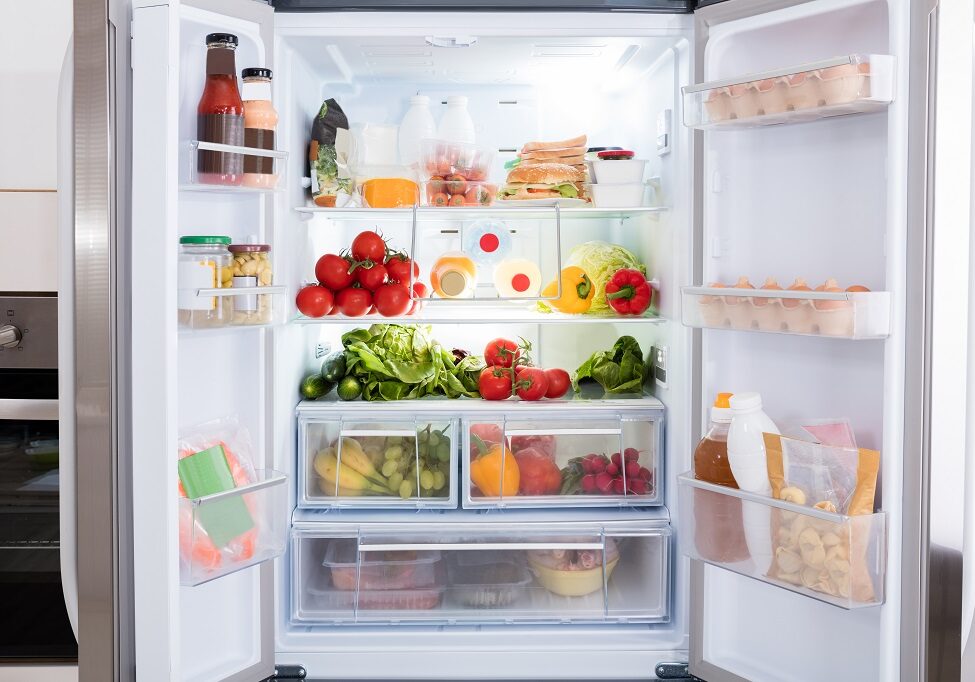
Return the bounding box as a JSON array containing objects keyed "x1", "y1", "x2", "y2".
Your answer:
[
  {"x1": 687, "y1": 0, "x2": 935, "y2": 680},
  {"x1": 130, "y1": 1, "x2": 277, "y2": 681},
  {"x1": 271, "y1": 0, "x2": 693, "y2": 11}
]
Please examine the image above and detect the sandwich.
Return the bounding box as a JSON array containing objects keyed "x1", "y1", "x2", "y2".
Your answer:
[
  {"x1": 507, "y1": 134, "x2": 589, "y2": 176},
  {"x1": 499, "y1": 162, "x2": 588, "y2": 201}
]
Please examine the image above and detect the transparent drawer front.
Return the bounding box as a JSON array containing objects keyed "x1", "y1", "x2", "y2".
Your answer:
[
  {"x1": 298, "y1": 415, "x2": 457, "y2": 508},
  {"x1": 677, "y1": 474, "x2": 886, "y2": 609},
  {"x1": 682, "y1": 54, "x2": 894, "y2": 130},
  {"x1": 680, "y1": 287, "x2": 891, "y2": 339},
  {"x1": 179, "y1": 469, "x2": 288, "y2": 586},
  {"x1": 463, "y1": 413, "x2": 662, "y2": 508},
  {"x1": 291, "y1": 528, "x2": 670, "y2": 624}
]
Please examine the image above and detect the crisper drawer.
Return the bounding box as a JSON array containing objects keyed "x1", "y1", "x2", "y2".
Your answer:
[
  {"x1": 677, "y1": 474, "x2": 886, "y2": 609},
  {"x1": 290, "y1": 525, "x2": 671, "y2": 625},
  {"x1": 297, "y1": 409, "x2": 457, "y2": 509},
  {"x1": 462, "y1": 409, "x2": 663, "y2": 508}
]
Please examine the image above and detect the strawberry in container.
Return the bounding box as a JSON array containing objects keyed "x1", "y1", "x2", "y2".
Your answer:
[{"x1": 421, "y1": 139, "x2": 496, "y2": 207}]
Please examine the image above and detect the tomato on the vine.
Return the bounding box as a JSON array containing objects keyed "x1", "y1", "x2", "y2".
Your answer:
[
  {"x1": 373, "y1": 282, "x2": 412, "y2": 317},
  {"x1": 351, "y1": 231, "x2": 387, "y2": 263},
  {"x1": 544, "y1": 368, "x2": 571, "y2": 399},
  {"x1": 484, "y1": 338, "x2": 520, "y2": 368},
  {"x1": 336, "y1": 287, "x2": 372, "y2": 317},
  {"x1": 354, "y1": 262, "x2": 388, "y2": 291},
  {"x1": 295, "y1": 285, "x2": 333, "y2": 318},
  {"x1": 515, "y1": 367, "x2": 549, "y2": 401},
  {"x1": 478, "y1": 366, "x2": 513, "y2": 401},
  {"x1": 385, "y1": 254, "x2": 419, "y2": 283},
  {"x1": 409, "y1": 282, "x2": 428, "y2": 315},
  {"x1": 315, "y1": 253, "x2": 354, "y2": 290}
]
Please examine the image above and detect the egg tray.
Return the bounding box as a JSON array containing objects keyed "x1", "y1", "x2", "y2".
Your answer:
[{"x1": 680, "y1": 286, "x2": 892, "y2": 340}]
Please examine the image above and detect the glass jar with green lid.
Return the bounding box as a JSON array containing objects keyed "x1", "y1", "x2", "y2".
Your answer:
[{"x1": 178, "y1": 235, "x2": 233, "y2": 328}]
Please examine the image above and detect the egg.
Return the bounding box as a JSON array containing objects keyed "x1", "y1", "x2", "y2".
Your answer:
[
  {"x1": 754, "y1": 277, "x2": 785, "y2": 332},
  {"x1": 846, "y1": 285, "x2": 871, "y2": 292},
  {"x1": 782, "y1": 277, "x2": 812, "y2": 309},
  {"x1": 727, "y1": 276, "x2": 757, "y2": 329},
  {"x1": 782, "y1": 277, "x2": 814, "y2": 333},
  {"x1": 813, "y1": 278, "x2": 848, "y2": 311},
  {"x1": 700, "y1": 281, "x2": 729, "y2": 327},
  {"x1": 814, "y1": 278, "x2": 856, "y2": 337}
]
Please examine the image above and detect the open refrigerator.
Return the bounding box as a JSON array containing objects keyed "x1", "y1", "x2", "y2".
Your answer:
[{"x1": 66, "y1": 0, "x2": 947, "y2": 679}]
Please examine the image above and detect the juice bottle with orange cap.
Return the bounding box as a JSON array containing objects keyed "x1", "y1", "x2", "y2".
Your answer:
[
  {"x1": 430, "y1": 252, "x2": 477, "y2": 298},
  {"x1": 693, "y1": 392, "x2": 738, "y2": 488}
]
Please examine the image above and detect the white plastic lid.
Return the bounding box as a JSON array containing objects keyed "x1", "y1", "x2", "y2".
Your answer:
[
  {"x1": 446, "y1": 95, "x2": 468, "y2": 107},
  {"x1": 729, "y1": 392, "x2": 763, "y2": 412},
  {"x1": 710, "y1": 406, "x2": 733, "y2": 423},
  {"x1": 409, "y1": 95, "x2": 430, "y2": 106}
]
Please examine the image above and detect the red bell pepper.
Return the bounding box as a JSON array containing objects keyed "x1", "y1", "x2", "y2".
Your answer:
[{"x1": 605, "y1": 269, "x2": 651, "y2": 315}]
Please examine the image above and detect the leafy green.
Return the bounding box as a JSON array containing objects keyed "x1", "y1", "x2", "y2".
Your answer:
[
  {"x1": 556, "y1": 183, "x2": 579, "y2": 198},
  {"x1": 342, "y1": 324, "x2": 483, "y2": 401},
  {"x1": 574, "y1": 336, "x2": 647, "y2": 395},
  {"x1": 566, "y1": 241, "x2": 646, "y2": 314}
]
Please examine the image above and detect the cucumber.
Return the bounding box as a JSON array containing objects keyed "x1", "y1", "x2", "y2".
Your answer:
[
  {"x1": 300, "y1": 373, "x2": 335, "y2": 400},
  {"x1": 336, "y1": 375, "x2": 362, "y2": 401},
  {"x1": 320, "y1": 351, "x2": 347, "y2": 384}
]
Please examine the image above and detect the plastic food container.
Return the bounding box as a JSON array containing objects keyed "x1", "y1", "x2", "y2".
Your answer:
[
  {"x1": 308, "y1": 579, "x2": 445, "y2": 611},
  {"x1": 178, "y1": 235, "x2": 233, "y2": 329},
  {"x1": 228, "y1": 243, "x2": 273, "y2": 325},
  {"x1": 446, "y1": 552, "x2": 532, "y2": 608},
  {"x1": 527, "y1": 538, "x2": 620, "y2": 597},
  {"x1": 592, "y1": 159, "x2": 647, "y2": 184},
  {"x1": 589, "y1": 183, "x2": 647, "y2": 208},
  {"x1": 422, "y1": 180, "x2": 496, "y2": 207},
  {"x1": 323, "y1": 541, "x2": 442, "y2": 591},
  {"x1": 421, "y1": 139, "x2": 494, "y2": 181}
]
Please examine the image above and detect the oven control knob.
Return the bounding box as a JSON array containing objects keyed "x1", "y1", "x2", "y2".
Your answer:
[{"x1": 0, "y1": 324, "x2": 23, "y2": 349}]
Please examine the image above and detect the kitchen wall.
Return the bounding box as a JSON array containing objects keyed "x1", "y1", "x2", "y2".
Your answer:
[{"x1": 0, "y1": 2, "x2": 72, "y2": 292}]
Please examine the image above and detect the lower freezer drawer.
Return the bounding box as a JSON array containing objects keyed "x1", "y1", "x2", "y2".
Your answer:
[{"x1": 290, "y1": 525, "x2": 671, "y2": 625}]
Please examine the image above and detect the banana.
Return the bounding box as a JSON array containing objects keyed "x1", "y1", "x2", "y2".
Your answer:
[
  {"x1": 336, "y1": 438, "x2": 388, "y2": 486},
  {"x1": 314, "y1": 450, "x2": 389, "y2": 494}
]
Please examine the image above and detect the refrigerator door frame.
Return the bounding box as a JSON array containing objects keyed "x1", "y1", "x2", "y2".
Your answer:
[
  {"x1": 687, "y1": 0, "x2": 935, "y2": 680},
  {"x1": 128, "y1": 0, "x2": 276, "y2": 680}
]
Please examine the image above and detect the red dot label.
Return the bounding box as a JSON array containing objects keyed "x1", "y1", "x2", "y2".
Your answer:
[
  {"x1": 479, "y1": 233, "x2": 499, "y2": 253},
  {"x1": 511, "y1": 274, "x2": 531, "y2": 292}
]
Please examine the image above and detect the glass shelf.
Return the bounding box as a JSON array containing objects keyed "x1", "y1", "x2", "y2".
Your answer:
[
  {"x1": 682, "y1": 54, "x2": 894, "y2": 130},
  {"x1": 293, "y1": 304, "x2": 664, "y2": 326},
  {"x1": 293, "y1": 205, "x2": 667, "y2": 221}
]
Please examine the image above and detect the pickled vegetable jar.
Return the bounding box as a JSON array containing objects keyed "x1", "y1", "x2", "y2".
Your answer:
[
  {"x1": 228, "y1": 242, "x2": 273, "y2": 325},
  {"x1": 178, "y1": 236, "x2": 233, "y2": 328}
]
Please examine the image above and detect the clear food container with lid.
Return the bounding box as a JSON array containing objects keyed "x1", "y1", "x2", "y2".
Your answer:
[
  {"x1": 178, "y1": 235, "x2": 233, "y2": 329},
  {"x1": 228, "y1": 242, "x2": 273, "y2": 325}
]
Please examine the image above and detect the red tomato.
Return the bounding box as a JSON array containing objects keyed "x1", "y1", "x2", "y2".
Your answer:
[
  {"x1": 315, "y1": 254, "x2": 354, "y2": 290},
  {"x1": 430, "y1": 192, "x2": 449, "y2": 207},
  {"x1": 386, "y1": 255, "x2": 419, "y2": 283},
  {"x1": 515, "y1": 367, "x2": 549, "y2": 401},
  {"x1": 409, "y1": 282, "x2": 428, "y2": 315},
  {"x1": 336, "y1": 287, "x2": 372, "y2": 317},
  {"x1": 295, "y1": 285, "x2": 334, "y2": 318},
  {"x1": 445, "y1": 174, "x2": 468, "y2": 195},
  {"x1": 484, "y1": 338, "x2": 520, "y2": 368},
  {"x1": 478, "y1": 366, "x2": 513, "y2": 401},
  {"x1": 544, "y1": 368, "x2": 571, "y2": 399},
  {"x1": 514, "y1": 447, "x2": 563, "y2": 496},
  {"x1": 373, "y1": 282, "x2": 412, "y2": 317},
  {"x1": 511, "y1": 434, "x2": 556, "y2": 459},
  {"x1": 448, "y1": 194, "x2": 465, "y2": 207},
  {"x1": 351, "y1": 231, "x2": 387, "y2": 263},
  {"x1": 354, "y1": 262, "x2": 388, "y2": 291}
]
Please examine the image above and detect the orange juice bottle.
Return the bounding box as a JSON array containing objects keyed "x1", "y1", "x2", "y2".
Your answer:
[{"x1": 430, "y1": 252, "x2": 477, "y2": 298}]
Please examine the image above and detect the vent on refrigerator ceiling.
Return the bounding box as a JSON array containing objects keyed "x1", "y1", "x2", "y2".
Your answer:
[{"x1": 426, "y1": 36, "x2": 478, "y2": 48}]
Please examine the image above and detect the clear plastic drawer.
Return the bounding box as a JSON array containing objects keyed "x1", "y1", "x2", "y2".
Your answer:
[
  {"x1": 677, "y1": 473, "x2": 886, "y2": 609},
  {"x1": 298, "y1": 412, "x2": 457, "y2": 509},
  {"x1": 462, "y1": 411, "x2": 663, "y2": 508}
]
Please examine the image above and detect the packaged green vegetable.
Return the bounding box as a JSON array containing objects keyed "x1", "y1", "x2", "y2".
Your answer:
[
  {"x1": 564, "y1": 241, "x2": 646, "y2": 314},
  {"x1": 574, "y1": 336, "x2": 647, "y2": 395}
]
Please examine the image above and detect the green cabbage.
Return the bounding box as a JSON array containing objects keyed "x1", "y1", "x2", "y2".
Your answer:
[{"x1": 566, "y1": 241, "x2": 646, "y2": 314}]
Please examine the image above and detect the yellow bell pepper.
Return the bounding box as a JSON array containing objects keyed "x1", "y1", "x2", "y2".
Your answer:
[
  {"x1": 469, "y1": 435, "x2": 520, "y2": 497},
  {"x1": 541, "y1": 266, "x2": 594, "y2": 314}
]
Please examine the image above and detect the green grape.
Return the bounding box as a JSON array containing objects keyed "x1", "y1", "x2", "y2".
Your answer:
[
  {"x1": 436, "y1": 442, "x2": 451, "y2": 462},
  {"x1": 433, "y1": 471, "x2": 446, "y2": 490},
  {"x1": 399, "y1": 479, "x2": 415, "y2": 499},
  {"x1": 386, "y1": 436, "x2": 403, "y2": 446},
  {"x1": 384, "y1": 445, "x2": 403, "y2": 461},
  {"x1": 420, "y1": 470, "x2": 434, "y2": 490},
  {"x1": 388, "y1": 472, "x2": 403, "y2": 491},
  {"x1": 418, "y1": 430, "x2": 429, "y2": 444},
  {"x1": 381, "y1": 460, "x2": 398, "y2": 478},
  {"x1": 428, "y1": 431, "x2": 441, "y2": 448}
]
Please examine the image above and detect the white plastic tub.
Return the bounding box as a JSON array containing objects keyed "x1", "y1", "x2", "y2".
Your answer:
[
  {"x1": 592, "y1": 159, "x2": 647, "y2": 184},
  {"x1": 589, "y1": 183, "x2": 647, "y2": 208}
]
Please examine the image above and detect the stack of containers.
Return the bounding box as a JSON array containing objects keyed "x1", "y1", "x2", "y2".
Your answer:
[{"x1": 587, "y1": 149, "x2": 649, "y2": 208}]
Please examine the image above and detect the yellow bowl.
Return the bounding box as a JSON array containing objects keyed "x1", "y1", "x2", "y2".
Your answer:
[{"x1": 528, "y1": 556, "x2": 619, "y2": 597}]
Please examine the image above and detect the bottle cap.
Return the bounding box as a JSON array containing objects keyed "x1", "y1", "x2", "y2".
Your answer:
[
  {"x1": 410, "y1": 95, "x2": 430, "y2": 105},
  {"x1": 180, "y1": 235, "x2": 231, "y2": 245},
  {"x1": 242, "y1": 67, "x2": 272, "y2": 80},
  {"x1": 446, "y1": 95, "x2": 468, "y2": 107},
  {"x1": 206, "y1": 33, "x2": 238, "y2": 47},
  {"x1": 729, "y1": 392, "x2": 763, "y2": 412},
  {"x1": 710, "y1": 392, "x2": 734, "y2": 423}
]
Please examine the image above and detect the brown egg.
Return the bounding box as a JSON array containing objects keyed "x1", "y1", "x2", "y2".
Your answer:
[
  {"x1": 701, "y1": 281, "x2": 726, "y2": 305},
  {"x1": 846, "y1": 285, "x2": 870, "y2": 292},
  {"x1": 782, "y1": 277, "x2": 811, "y2": 309},
  {"x1": 726, "y1": 276, "x2": 754, "y2": 306},
  {"x1": 754, "y1": 277, "x2": 782, "y2": 308},
  {"x1": 814, "y1": 277, "x2": 847, "y2": 311}
]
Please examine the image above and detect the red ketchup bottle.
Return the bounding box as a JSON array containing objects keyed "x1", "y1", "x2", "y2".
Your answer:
[{"x1": 197, "y1": 33, "x2": 244, "y2": 185}]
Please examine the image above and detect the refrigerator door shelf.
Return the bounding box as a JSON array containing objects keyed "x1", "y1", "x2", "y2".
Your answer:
[
  {"x1": 462, "y1": 409, "x2": 663, "y2": 509},
  {"x1": 682, "y1": 54, "x2": 895, "y2": 130},
  {"x1": 298, "y1": 414, "x2": 459, "y2": 509},
  {"x1": 179, "y1": 469, "x2": 289, "y2": 587},
  {"x1": 681, "y1": 286, "x2": 892, "y2": 340},
  {"x1": 290, "y1": 526, "x2": 670, "y2": 625},
  {"x1": 677, "y1": 474, "x2": 886, "y2": 610},
  {"x1": 181, "y1": 140, "x2": 288, "y2": 194}
]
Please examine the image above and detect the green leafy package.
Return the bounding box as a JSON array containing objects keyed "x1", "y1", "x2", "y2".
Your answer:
[{"x1": 574, "y1": 335, "x2": 648, "y2": 395}]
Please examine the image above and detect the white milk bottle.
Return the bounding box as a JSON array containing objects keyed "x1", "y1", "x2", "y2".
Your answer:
[
  {"x1": 398, "y1": 95, "x2": 436, "y2": 168},
  {"x1": 437, "y1": 95, "x2": 476, "y2": 145}
]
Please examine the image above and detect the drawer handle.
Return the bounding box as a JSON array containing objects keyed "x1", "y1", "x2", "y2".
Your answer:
[
  {"x1": 505, "y1": 428, "x2": 622, "y2": 437},
  {"x1": 340, "y1": 429, "x2": 417, "y2": 438},
  {"x1": 358, "y1": 541, "x2": 604, "y2": 552}
]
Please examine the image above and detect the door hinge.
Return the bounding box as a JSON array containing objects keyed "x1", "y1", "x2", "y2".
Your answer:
[
  {"x1": 264, "y1": 664, "x2": 307, "y2": 680},
  {"x1": 655, "y1": 661, "x2": 703, "y2": 680}
]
